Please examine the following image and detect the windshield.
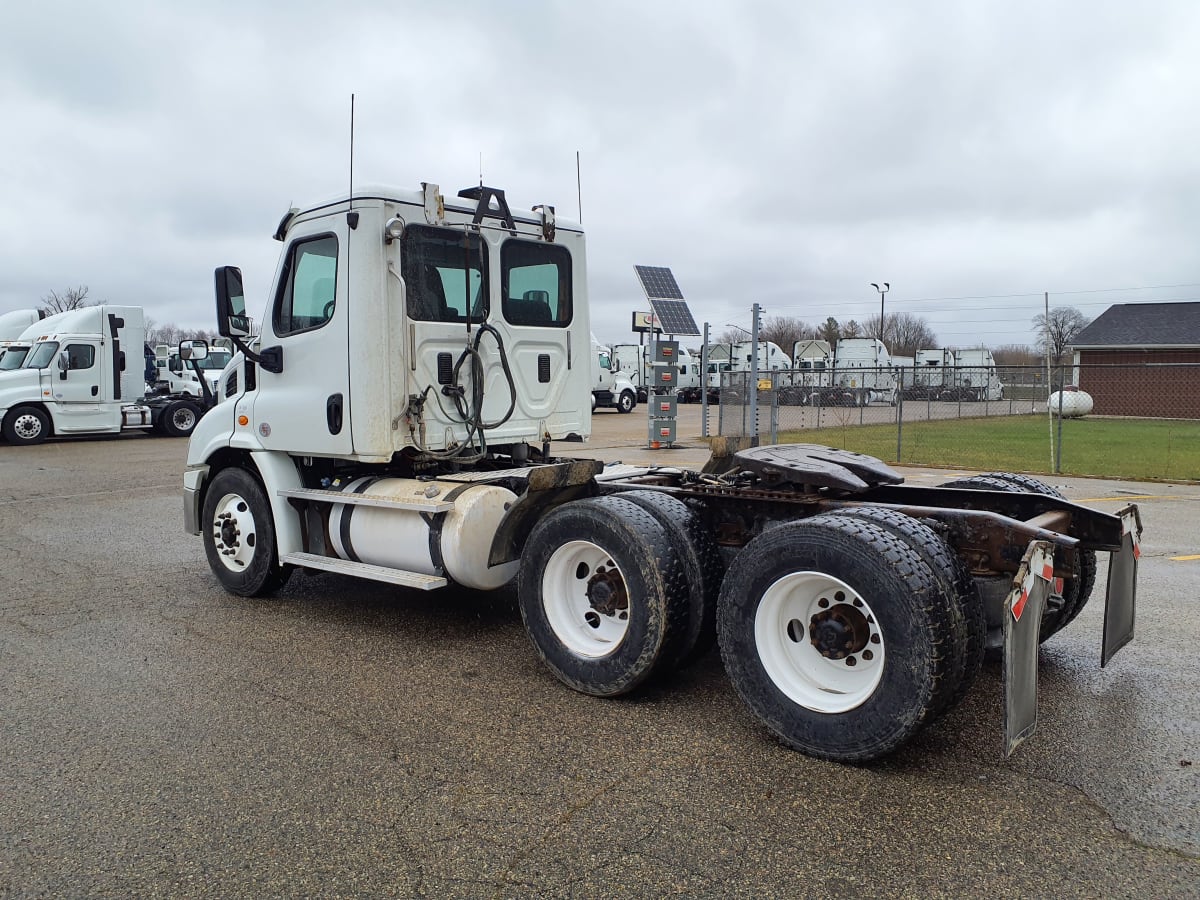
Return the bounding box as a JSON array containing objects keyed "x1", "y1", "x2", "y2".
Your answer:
[
  {"x1": 194, "y1": 350, "x2": 232, "y2": 370},
  {"x1": 0, "y1": 346, "x2": 30, "y2": 370},
  {"x1": 25, "y1": 341, "x2": 60, "y2": 369}
]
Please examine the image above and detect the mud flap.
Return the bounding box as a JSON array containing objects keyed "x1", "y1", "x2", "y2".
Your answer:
[
  {"x1": 1102, "y1": 505, "x2": 1141, "y2": 668},
  {"x1": 1003, "y1": 541, "x2": 1054, "y2": 757}
]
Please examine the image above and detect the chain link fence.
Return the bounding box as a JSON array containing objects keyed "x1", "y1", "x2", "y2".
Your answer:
[{"x1": 710, "y1": 362, "x2": 1200, "y2": 481}]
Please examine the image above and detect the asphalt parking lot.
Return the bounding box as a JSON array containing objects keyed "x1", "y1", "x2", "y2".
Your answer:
[{"x1": 1, "y1": 416, "x2": 1198, "y2": 897}]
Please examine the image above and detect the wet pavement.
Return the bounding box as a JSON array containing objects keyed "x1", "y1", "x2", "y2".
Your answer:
[{"x1": 1, "y1": 424, "x2": 1197, "y2": 897}]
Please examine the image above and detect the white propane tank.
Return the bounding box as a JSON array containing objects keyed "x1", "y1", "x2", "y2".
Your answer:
[
  {"x1": 1047, "y1": 388, "x2": 1093, "y2": 418},
  {"x1": 327, "y1": 477, "x2": 519, "y2": 590}
]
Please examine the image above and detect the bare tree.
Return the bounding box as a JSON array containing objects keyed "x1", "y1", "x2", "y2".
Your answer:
[
  {"x1": 991, "y1": 343, "x2": 1040, "y2": 366},
  {"x1": 758, "y1": 316, "x2": 814, "y2": 357},
  {"x1": 841, "y1": 319, "x2": 863, "y2": 340},
  {"x1": 41, "y1": 285, "x2": 94, "y2": 314},
  {"x1": 1033, "y1": 306, "x2": 1090, "y2": 364},
  {"x1": 887, "y1": 312, "x2": 937, "y2": 358}
]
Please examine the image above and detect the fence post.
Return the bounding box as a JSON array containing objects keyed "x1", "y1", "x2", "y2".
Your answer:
[
  {"x1": 896, "y1": 389, "x2": 903, "y2": 462},
  {"x1": 1055, "y1": 363, "x2": 1065, "y2": 473}
]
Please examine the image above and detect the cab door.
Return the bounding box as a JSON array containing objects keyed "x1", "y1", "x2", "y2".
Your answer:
[
  {"x1": 51, "y1": 341, "x2": 120, "y2": 430},
  {"x1": 249, "y1": 218, "x2": 353, "y2": 456}
]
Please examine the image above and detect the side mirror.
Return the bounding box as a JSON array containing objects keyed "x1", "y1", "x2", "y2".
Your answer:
[
  {"x1": 215, "y1": 266, "x2": 250, "y2": 337},
  {"x1": 58, "y1": 353, "x2": 68, "y2": 379},
  {"x1": 180, "y1": 339, "x2": 209, "y2": 362}
]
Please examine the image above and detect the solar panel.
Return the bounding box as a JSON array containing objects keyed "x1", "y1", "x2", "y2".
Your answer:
[
  {"x1": 634, "y1": 265, "x2": 699, "y2": 335},
  {"x1": 648, "y1": 298, "x2": 700, "y2": 336},
  {"x1": 634, "y1": 265, "x2": 684, "y2": 300}
]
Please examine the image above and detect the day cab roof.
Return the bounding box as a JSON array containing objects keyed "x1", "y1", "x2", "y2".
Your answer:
[{"x1": 274, "y1": 182, "x2": 582, "y2": 243}]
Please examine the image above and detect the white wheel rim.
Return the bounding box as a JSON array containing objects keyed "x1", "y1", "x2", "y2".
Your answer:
[
  {"x1": 211, "y1": 491, "x2": 258, "y2": 573},
  {"x1": 14, "y1": 413, "x2": 42, "y2": 440},
  {"x1": 542, "y1": 539, "x2": 630, "y2": 658},
  {"x1": 754, "y1": 571, "x2": 885, "y2": 713}
]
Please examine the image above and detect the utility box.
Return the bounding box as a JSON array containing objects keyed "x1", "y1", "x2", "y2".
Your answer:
[
  {"x1": 650, "y1": 340, "x2": 679, "y2": 364},
  {"x1": 652, "y1": 366, "x2": 676, "y2": 388},
  {"x1": 651, "y1": 395, "x2": 677, "y2": 417},
  {"x1": 649, "y1": 418, "x2": 676, "y2": 444}
]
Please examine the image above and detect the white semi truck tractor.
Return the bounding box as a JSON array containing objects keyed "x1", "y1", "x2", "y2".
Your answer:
[{"x1": 183, "y1": 180, "x2": 1141, "y2": 762}]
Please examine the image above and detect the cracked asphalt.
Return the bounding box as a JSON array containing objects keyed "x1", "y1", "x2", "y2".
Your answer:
[{"x1": 1, "y1": 418, "x2": 1197, "y2": 898}]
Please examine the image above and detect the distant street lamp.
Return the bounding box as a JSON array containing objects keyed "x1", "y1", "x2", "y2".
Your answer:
[{"x1": 871, "y1": 282, "x2": 890, "y2": 345}]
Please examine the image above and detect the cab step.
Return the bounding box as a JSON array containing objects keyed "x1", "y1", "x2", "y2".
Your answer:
[
  {"x1": 278, "y1": 487, "x2": 454, "y2": 513},
  {"x1": 280, "y1": 552, "x2": 448, "y2": 590}
]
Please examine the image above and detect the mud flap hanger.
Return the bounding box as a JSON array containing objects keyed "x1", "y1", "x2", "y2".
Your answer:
[{"x1": 1003, "y1": 505, "x2": 1141, "y2": 757}]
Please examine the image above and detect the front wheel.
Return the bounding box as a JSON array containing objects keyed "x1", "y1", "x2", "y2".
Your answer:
[
  {"x1": 2, "y1": 406, "x2": 51, "y2": 445},
  {"x1": 717, "y1": 515, "x2": 960, "y2": 762},
  {"x1": 201, "y1": 467, "x2": 290, "y2": 597},
  {"x1": 617, "y1": 390, "x2": 635, "y2": 414}
]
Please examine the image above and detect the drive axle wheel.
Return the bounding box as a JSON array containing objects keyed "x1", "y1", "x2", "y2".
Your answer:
[
  {"x1": 518, "y1": 496, "x2": 690, "y2": 696},
  {"x1": 718, "y1": 515, "x2": 959, "y2": 762},
  {"x1": 827, "y1": 505, "x2": 984, "y2": 718},
  {"x1": 161, "y1": 400, "x2": 200, "y2": 437},
  {"x1": 940, "y1": 472, "x2": 1097, "y2": 642},
  {"x1": 618, "y1": 490, "x2": 724, "y2": 665},
  {"x1": 201, "y1": 467, "x2": 290, "y2": 597}
]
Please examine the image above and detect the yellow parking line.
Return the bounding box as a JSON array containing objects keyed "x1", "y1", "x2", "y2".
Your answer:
[
  {"x1": 1077, "y1": 495, "x2": 1179, "y2": 503},
  {"x1": 1170, "y1": 554, "x2": 1200, "y2": 561}
]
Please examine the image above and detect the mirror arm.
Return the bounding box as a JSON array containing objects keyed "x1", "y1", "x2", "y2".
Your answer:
[{"x1": 229, "y1": 335, "x2": 283, "y2": 375}]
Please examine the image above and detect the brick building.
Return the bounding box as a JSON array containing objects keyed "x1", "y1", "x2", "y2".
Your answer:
[{"x1": 1072, "y1": 302, "x2": 1200, "y2": 419}]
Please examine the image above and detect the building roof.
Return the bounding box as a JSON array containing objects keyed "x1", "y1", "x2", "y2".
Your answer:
[{"x1": 1072, "y1": 302, "x2": 1200, "y2": 349}]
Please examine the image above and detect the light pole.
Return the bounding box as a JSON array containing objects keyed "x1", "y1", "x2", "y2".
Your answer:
[{"x1": 871, "y1": 282, "x2": 890, "y2": 345}]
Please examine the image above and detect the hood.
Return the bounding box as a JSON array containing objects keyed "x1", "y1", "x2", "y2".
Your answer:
[{"x1": 0, "y1": 368, "x2": 45, "y2": 408}]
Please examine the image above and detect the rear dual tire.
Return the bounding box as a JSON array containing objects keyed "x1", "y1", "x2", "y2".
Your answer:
[
  {"x1": 517, "y1": 496, "x2": 695, "y2": 696},
  {"x1": 939, "y1": 472, "x2": 1097, "y2": 642},
  {"x1": 718, "y1": 515, "x2": 962, "y2": 762}
]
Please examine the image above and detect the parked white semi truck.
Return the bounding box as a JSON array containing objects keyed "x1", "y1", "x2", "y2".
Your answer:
[
  {"x1": 153, "y1": 345, "x2": 233, "y2": 397},
  {"x1": 183, "y1": 180, "x2": 1140, "y2": 762},
  {"x1": 0, "y1": 308, "x2": 44, "y2": 367},
  {"x1": 591, "y1": 340, "x2": 638, "y2": 413},
  {"x1": 612, "y1": 341, "x2": 702, "y2": 403},
  {"x1": 0, "y1": 306, "x2": 212, "y2": 444}
]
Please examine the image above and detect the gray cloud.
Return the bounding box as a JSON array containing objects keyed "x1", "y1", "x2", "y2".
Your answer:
[{"x1": 2, "y1": 0, "x2": 1197, "y2": 350}]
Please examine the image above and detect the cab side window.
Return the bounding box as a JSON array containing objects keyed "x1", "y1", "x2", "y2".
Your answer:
[
  {"x1": 274, "y1": 235, "x2": 339, "y2": 335},
  {"x1": 66, "y1": 344, "x2": 95, "y2": 370}
]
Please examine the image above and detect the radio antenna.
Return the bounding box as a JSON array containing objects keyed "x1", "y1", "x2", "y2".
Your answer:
[
  {"x1": 479, "y1": 151, "x2": 483, "y2": 188},
  {"x1": 576, "y1": 150, "x2": 582, "y2": 223},
  {"x1": 348, "y1": 93, "x2": 356, "y2": 210}
]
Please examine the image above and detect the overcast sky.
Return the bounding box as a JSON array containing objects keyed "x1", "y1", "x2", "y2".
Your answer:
[{"x1": 3, "y1": 1, "x2": 1198, "y2": 350}]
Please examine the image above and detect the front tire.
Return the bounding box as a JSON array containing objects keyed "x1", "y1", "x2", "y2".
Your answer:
[
  {"x1": 617, "y1": 390, "x2": 635, "y2": 414},
  {"x1": 202, "y1": 467, "x2": 290, "y2": 597},
  {"x1": 517, "y1": 496, "x2": 691, "y2": 696},
  {"x1": 717, "y1": 515, "x2": 960, "y2": 762},
  {"x1": 3, "y1": 406, "x2": 51, "y2": 445}
]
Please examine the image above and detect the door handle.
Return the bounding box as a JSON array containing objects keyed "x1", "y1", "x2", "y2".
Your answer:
[
  {"x1": 91, "y1": 386, "x2": 98, "y2": 397},
  {"x1": 326, "y1": 393, "x2": 343, "y2": 435}
]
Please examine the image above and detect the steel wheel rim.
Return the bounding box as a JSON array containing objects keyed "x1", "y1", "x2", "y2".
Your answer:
[
  {"x1": 754, "y1": 571, "x2": 885, "y2": 713},
  {"x1": 542, "y1": 539, "x2": 630, "y2": 658},
  {"x1": 211, "y1": 491, "x2": 258, "y2": 573},
  {"x1": 14, "y1": 413, "x2": 42, "y2": 440},
  {"x1": 172, "y1": 406, "x2": 196, "y2": 430}
]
